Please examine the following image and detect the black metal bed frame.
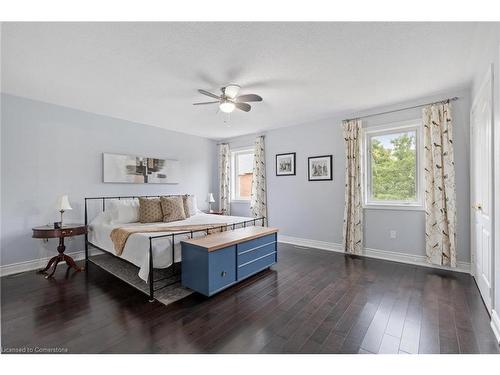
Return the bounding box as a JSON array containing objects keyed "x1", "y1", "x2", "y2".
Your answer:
[{"x1": 84, "y1": 195, "x2": 266, "y2": 302}]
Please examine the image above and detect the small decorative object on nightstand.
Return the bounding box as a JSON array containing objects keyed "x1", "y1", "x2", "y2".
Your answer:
[
  {"x1": 57, "y1": 194, "x2": 72, "y2": 227},
  {"x1": 206, "y1": 193, "x2": 215, "y2": 213},
  {"x1": 33, "y1": 224, "x2": 87, "y2": 279}
]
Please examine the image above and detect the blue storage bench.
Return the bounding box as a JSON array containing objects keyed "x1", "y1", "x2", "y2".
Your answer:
[{"x1": 181, "y1": 226, "x2": 278, "y2": 296}]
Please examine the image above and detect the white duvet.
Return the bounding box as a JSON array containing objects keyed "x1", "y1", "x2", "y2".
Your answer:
[{"x1": 89, "y1": 213, "x2": 259, "y2": 281}]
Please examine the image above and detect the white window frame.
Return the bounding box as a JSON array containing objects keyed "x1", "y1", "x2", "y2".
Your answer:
[
  {"x1": 362, "y1": 119, "x2": 424, "y2": 211},
  {"x1": 230, "y1": 147, "x2": 254, "y2": 203}
]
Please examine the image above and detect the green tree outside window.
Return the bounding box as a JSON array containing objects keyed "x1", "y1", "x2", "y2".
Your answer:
[{"x1": 370, "y1": 131, "x2": 417, "y2": 201}]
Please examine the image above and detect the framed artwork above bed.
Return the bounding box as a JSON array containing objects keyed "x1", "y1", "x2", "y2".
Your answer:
[{"x1": 103, "y1": 153, "x2": 180, "y2": 184}]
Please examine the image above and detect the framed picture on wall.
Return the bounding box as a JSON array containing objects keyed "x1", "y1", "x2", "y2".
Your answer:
[
  {"x1": 308, "y1": 155, "x2": 333, "y2": 181},
  {"x1": 102, "y1": 153, "x2": 180, "y2": 184},
  {"x1": 276, "y1": 152, "x2": 296, "y2": 176}
]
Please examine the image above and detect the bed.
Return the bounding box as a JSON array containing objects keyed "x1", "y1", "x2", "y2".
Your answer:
[{"x1": 84, "y1": 195, "x2": 266, "y2": 301}]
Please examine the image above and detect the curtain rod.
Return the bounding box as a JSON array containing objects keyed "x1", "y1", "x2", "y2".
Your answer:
[
  {"x1": 216, "y1": 133, "x2": 265, "y2": 146},
  {"x1": 344, "y1": 96, "x2": 459, "y2": 122}
]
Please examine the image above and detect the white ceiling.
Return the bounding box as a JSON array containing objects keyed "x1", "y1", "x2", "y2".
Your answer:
[{"x1": 0, "y1": 22, "x2": 495, "y2": 139}]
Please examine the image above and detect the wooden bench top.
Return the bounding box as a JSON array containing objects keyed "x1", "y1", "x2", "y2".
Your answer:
[{"x1": 181, "y1": 226, "x2": 278, "y2": 252}]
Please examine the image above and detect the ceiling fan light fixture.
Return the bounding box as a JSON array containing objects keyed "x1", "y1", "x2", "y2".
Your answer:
[
  {"x1": 223, "y1": 84, "x2": 240, "y2": 99},
  {"x1": 195, "y1": 84, "x2": 261, "y2": 115},
  {"x1": 219, "y1": 100, "x2": 235, "y2": 113}
]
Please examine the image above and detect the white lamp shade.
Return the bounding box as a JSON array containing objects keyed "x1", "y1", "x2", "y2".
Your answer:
[
  {"x1": 219, "y1": 101, "x2": 235, "y2": 113},
  {"x1": 57, "y1": 195, "x2": 72, "y2": 211},
  {"x1": 207, "y1": 193, "x2": 215, "y2": 203},
  {"x1": 224, "y1": 84, "x2": 240, "y2": 99}
]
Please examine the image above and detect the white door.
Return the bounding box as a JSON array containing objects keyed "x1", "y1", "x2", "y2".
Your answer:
[{"x1": 470, "y1": 67, "x2": 494, "y2": 313}]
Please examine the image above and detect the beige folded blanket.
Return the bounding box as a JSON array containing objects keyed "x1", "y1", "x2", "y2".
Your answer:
[{"x1": 110, "y1": 223, "x2": 227, "y2": 256}]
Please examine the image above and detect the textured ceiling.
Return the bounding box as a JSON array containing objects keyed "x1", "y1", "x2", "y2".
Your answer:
[{"x1": 1, "y1": 22, "x2": 495, "y2": 139}]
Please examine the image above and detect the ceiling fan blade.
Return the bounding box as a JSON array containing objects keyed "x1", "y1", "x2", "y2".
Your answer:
[
  {"x1": 236, "y1": 94, "x2": 263, "y2": 102},
  {"x1": 193, "y1": 101, "x2": 219, "y2": 105},
  {"x1": 235, "y1": 102, "x2": 251, "y2": 112},
  {"x1": 198, "y1": 89, "x2": 221, "y2": 99}
]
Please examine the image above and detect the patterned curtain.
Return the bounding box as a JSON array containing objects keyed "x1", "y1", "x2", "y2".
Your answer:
[
  {"x1": 250, "y1": 136, "x2": 267, "y2": 220},
  {"x1": 342, "y1": 119, "x2": 363, "y2": 255},
  {"x1": 423, "y1": 102, "x2": 457, "y2": 267},
  {"x1": 218, "y1": 143, "x2": 231, "y2": 215}
]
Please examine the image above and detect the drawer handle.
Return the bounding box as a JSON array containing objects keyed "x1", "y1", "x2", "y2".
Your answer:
[{"x1": 220, "y1": 271, "x2": 227, "y2": 277}]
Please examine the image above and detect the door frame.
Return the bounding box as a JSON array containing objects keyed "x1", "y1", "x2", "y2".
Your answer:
[
  {"x1": 470, "y1": 64, "x2": 495, "y2": 313},
  {"x1": 493, "y1": 48, "x2": 500, "y2": 343}
]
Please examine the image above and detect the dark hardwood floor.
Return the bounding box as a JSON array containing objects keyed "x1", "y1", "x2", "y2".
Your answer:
[{"x1": 2, "y1": 243, "x2": 499, "y2": 354}]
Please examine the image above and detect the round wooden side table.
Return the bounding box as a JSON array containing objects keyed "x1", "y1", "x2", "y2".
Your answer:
[{"x1": 32, "y1": 224, "x2": 88, "y2": 279}]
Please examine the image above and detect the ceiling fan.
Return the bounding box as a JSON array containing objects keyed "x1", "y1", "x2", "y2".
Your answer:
[{"x1": 193, "y1": 84, "x2": 263, "y2": 113}]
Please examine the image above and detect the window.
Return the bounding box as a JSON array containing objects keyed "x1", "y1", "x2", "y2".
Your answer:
[
  {"x1": 363, "y1": 120, "x2": 423, "y2": 209},
  {"x1": 231, "y1": 149, "x2": 254, "y2": 201}
]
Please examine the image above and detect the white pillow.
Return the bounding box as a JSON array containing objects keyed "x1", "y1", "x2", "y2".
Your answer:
[
  {"x1": 89, "y1": 211, "x2": 112, "y2": 227},
  {"x1": 186, "y1": 195, "x2": 198, "y2": 216},
  {"x1": 107, "y1": 199, "x2": 140, "y2": 224}
]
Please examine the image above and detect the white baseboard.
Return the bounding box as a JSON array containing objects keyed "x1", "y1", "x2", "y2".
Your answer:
[
  {"x1": 0, "y1": 251, "x2": 86, "y2": 277},
  {"x1": 278, "y1": 234, "x2": 471, "y2": 274},
  {"x1": 491, "y1": 310, "x2": 500, "y2": 344},
  {"x1": 278, "y1": 235, "x2": 343, "y2": 252}
]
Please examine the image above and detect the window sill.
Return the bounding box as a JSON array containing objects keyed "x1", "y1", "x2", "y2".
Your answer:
[
  {"x1": 363, "y1": 204, "x2": 424, "y2": 212},
  {"x1": 231, "y1": 200, "x2": 251, "y2": 204}
]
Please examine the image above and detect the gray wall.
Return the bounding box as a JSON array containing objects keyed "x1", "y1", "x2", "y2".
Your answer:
[
  {"x1": 224, "y1": 89, "x2": 471, "y2": 263},
  {"x1": 1, "y1": 94, "x2": 216, "y2": 266},
  {"x1": 0, "y1": 88, "x2": 473, "y2": 267}
]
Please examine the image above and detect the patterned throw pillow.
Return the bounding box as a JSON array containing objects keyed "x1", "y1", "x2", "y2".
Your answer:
[
  {"x1": 182, "y1": 195, "x2": 196, "y2": 218},
  {"x1": 160, "y1": 196, "x2": 187, "y2": 223},
  {"x1": 138, "y1": 198, "x2": 163, "y2": 223}
]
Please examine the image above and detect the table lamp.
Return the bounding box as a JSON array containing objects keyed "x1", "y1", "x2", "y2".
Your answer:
[
  {"x1": 207, "y1": 193, "x2": 215, "y2": 213},
  {"x1": 57, "y1": 195, "x2": 72, "y2": 227}
]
